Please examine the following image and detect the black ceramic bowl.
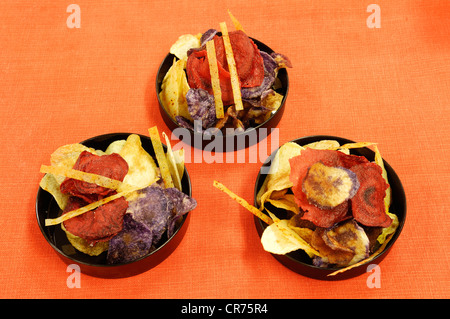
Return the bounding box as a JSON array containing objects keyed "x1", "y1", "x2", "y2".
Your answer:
[
  {"x1": 156, "y1": 37, "x2": 289, "y2": 151},
  {"x1": 253, "y1": 135, "x2": 406, "y2": 280},
  {"x1": 36, "y1": 133, "x2": 192, "y2": 278}
]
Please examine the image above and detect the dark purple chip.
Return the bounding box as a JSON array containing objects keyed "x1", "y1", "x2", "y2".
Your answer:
[
  {"x1": 128, "y1": 185, "x2": 173, "y2": 244},
  {"x1": 186, "y1": 88, "x2": 217, "y2": 129},
  {"x1": 164, "y1": 187, "x2": 197, "y2": 237},
  {"x1": 200, "y1": 29, "x2": 218, "y2": 47},
  {"x1": 106, "y1": 214, "x2": 154, "y2": 264}
]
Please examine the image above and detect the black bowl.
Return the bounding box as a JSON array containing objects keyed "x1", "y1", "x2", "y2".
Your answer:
[
  {"x1": 36, "y1": 133, "x2": 192, "y2": 278},
  {"x1": 253, "y1": 135, "x2": 406, "y2": 280},
  {"x1": 156, "y1": 37, "x2": 289, "y2": 151}
]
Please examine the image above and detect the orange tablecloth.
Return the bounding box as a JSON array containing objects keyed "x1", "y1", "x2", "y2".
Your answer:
[{"x1": 1, "y1": 0, "x2": 448, "y2": 299}]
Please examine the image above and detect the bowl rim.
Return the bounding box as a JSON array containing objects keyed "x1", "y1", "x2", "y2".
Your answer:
[
  {"x1": 155, "y1": 36, "x2": 289, "y2": 146},
  {"x1": 35, "y1": 132, "x2": 192, "y2": 270},
  {"x1": 253, "y1": 134, "x2": 407, "y2": 278}
]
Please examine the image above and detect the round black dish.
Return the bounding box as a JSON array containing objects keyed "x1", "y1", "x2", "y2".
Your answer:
[
  {"x1": 156, "y1": 37, "x2": 289, "y2": 151},
  {"x1": 253, "y1": 135, "x2": 406, "y2": 280},
  {"x1": 36, "y1": 133, "x2": 192, "y2": 278}
]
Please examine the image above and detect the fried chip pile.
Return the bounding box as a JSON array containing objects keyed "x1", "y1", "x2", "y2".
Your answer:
[
  {"x1": 40, "y1": 130, "x2": 196, "y2": 262},
  {"x1": 214, "y1": 139, "x2": 399, "y2": 275},
  {"x1": 162, "y1": 11, "x2": 292, "y2": 134}
]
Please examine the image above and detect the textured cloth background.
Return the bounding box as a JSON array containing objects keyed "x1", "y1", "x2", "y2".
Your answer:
[{"x1": 0, "y1": 0, "x2": 448, "y2": 298}]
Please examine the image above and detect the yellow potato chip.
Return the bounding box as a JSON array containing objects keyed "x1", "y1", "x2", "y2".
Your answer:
[
  {"x1": 335, "y1": 142, "x2": 376, "y2": 150},
  {"x1": 62, "y1": 223, "x2": 108, "y2": 256},
  {"x1": 304, "y1": 139, "x2": 340, "y2": 150},
  {"x1": 39, "y1": 172, "x2": 70, "y2": 210},
  {"x1": 256, "y1": 142, "x2": 303, "y2": 209},
  {"x1": 261, "y1": 220, "x2": 302, "y2": 255},
  {"x1": 159, "y1": 58, "x2": 192, "y2": 121},
  {"x1": 266, "y1": 194, "x2": 299, "y2": 215},
  {"x1": 105, "y1": 139, "x2": 126, "y2": 154},
  {"x1": 117, "y1": 134, "x2": 158, "y2": 190},
  {"x1": 265, "y1": 210, "x2": 320, "y2": 257},
  {"x1": 40, "y1": 143, "x2": 98, "y2": 210},
  {"x1": 169, "y1": 33, "x2": 201, "y2": 60},
  {"x1": 262, "y1": 90, "x2": 283, "y2": 112}
]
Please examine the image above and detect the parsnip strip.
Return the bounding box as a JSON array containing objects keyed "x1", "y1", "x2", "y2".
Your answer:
[
  {"x1": 219, "y1": 22, "x2": 244, "y2": 111},
  {"x1": 45, "y1": 188, "x2": 138, "y2": 226},
  {"x1": 206, "y1": 40, "x2": 224, "y2": 119},
  {"x1": 213, "y1": 180, "x2": 273, "y2": 225},
  {"x1": 40, "y1": 165, "x2": 124, "y2": 190},
  {"x1": 227, "y1": 10, "x2": 245, "y2": 33},
  {"x1": 149, "y1": 126, "x2": 174, "y2": 188}
]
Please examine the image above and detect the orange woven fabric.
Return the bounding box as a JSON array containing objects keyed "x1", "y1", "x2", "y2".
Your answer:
[{"x1": 0, "y1": 0, "x2": 448, "y2": 298}]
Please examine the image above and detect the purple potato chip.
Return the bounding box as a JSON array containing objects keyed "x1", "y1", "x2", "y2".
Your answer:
[
  {"x1": 107, "y1": 185, "x2": 197, "y2": 264},
  {"x1": 200, "y1": 29, "x2": 218, "y2": 47},
  {"x1": 271, "y1": 52, "x2": 293, "y2": 69},
  {"x1": 175, "y1": 115, "x2": 194, "y2": 131},
  {"x1": 127, "y1": 185, "x2": 173, "y2": 244},
  {"x1": 186, "y1": 88, "x2": 217, "y2": 129},
  {"x1": 107, "y1": 214, "x2": 154, "y2": 264},
  {"x1": 164, "y1": 187, "x2": 197, "y2": 236}
]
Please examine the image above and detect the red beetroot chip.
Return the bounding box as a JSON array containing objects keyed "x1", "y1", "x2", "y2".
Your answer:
[
  {"x1": 351, "y1": 163, "x2": 392, "y2": 227},
  {"x1": 289, "y1": 148, "x2": 369, "y2": 228},
  {"x1": 60, "y1": 151, "x2": 128, "y2": 203},
  {"x1": 186, "y1": 30, "x2": 264, "y2": 105},
  {"x1": 63, "y1": 196, "x2": 128, "y2": 244}
]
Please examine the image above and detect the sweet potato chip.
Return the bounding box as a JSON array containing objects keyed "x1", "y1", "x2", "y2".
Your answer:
[{"x1": 327, "y1": 228, "x2": 395, "y2": 276}]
